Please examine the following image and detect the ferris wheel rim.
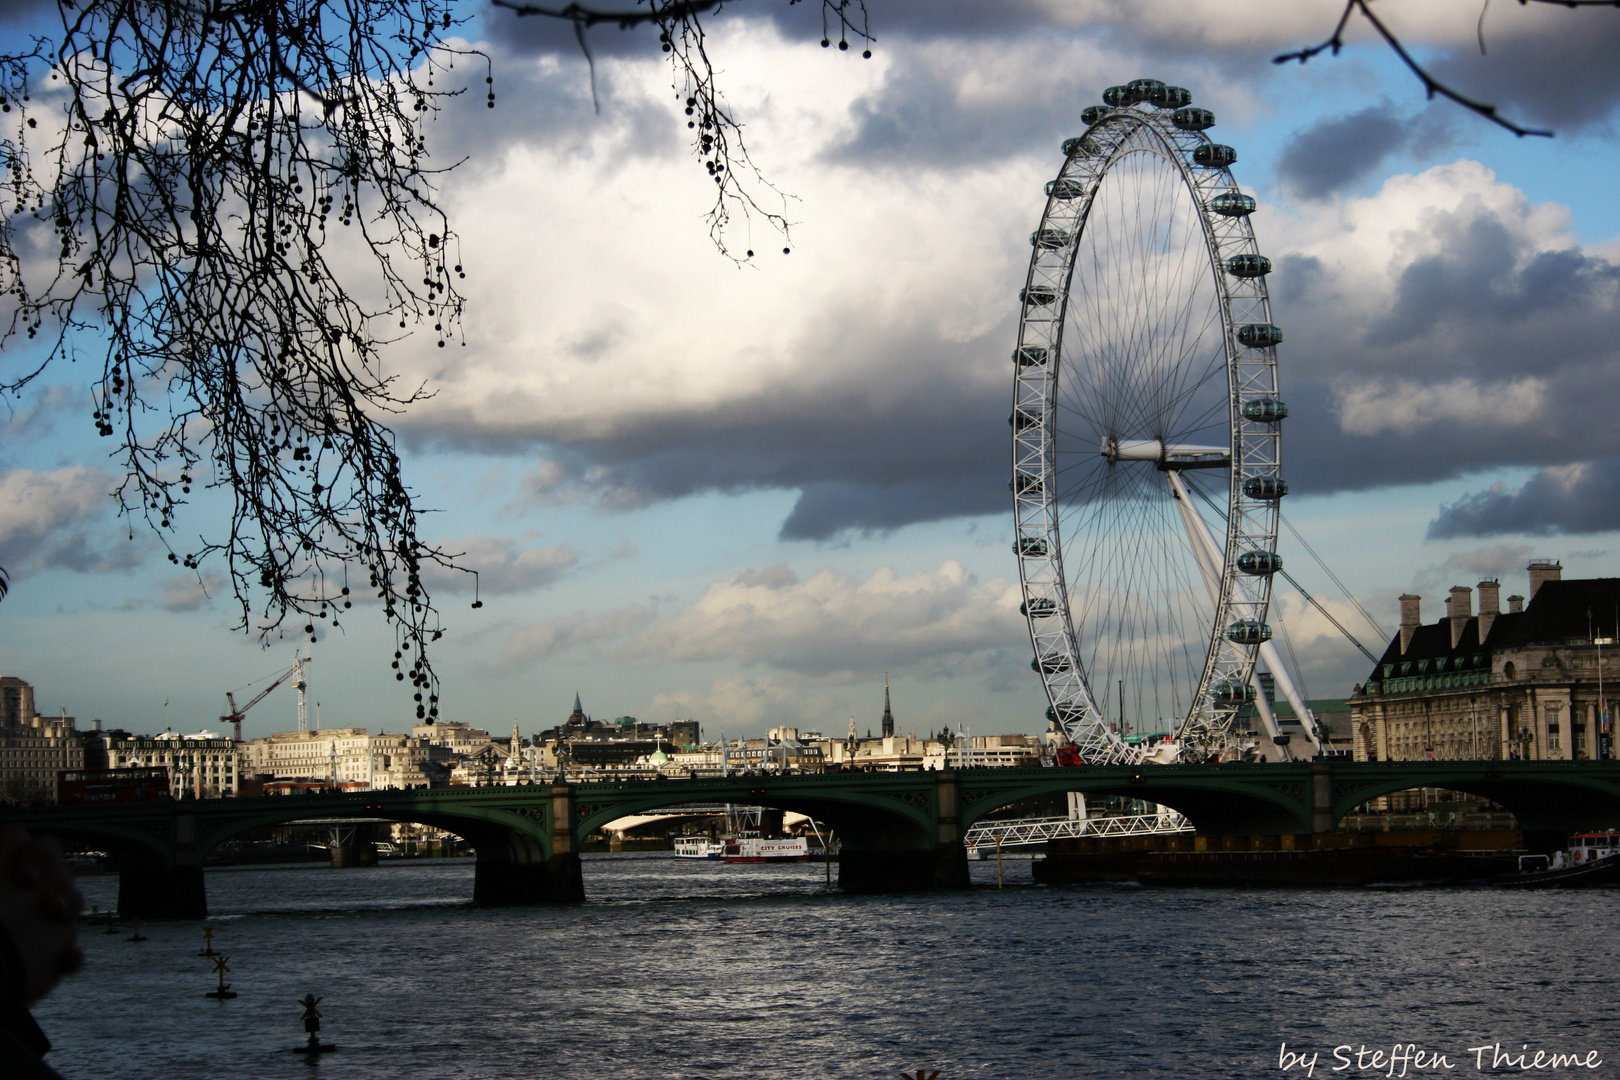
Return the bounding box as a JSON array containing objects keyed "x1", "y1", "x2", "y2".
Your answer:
[{"x1": 1011, "y1": 84, "x2": 1285, "y2": 766}]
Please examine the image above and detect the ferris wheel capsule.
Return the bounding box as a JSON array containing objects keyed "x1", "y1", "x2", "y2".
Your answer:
[
  {"x1": 1102, "y1": 85, "x2": 1131, "y2": 107},
  {"x1": 1236, "y1": 323, "x2": 1283, "y2": 348},
  {"x1": 1172, "y1": 107, "x2": 1215, "y2": 130},
  {"x1": 1151, "y1": 85, "x2": 1193, "y2": 109},
  {"x1": 1226, "y1": 621, "x2": 1273, "y2": 645},
  {"x1": 1236, "y1": 551, "x2": 1283, "y2": 575},
  {"x1": 1193, "y1": 144, "x2": 1238, "y2": 168},
  {"x1": 1022, "y1": 597, "x2": 1058, "y2": 617},
  {"x1": 1242, "y1": 476, "x2": 1289, "y2": 500},
  {"x1": 1016, "y1": 536, "x2": 1048, "y2": 557},
  {"x1": 1241, "y1": 399, "x2": 1289, "y2": 423},
  {"x1": 1081, "y1": 105, "x2": 1109, "y2": 125},
  {"x1": 1226, "y1": 253, "x2": 1272, "y2": 278},
  {"x1": 1209, "y1": 193, "x2": 1256, "y2": 217},
  {"x1": 1126, "y1": 78, "x2": 1167, "y2": 103}
]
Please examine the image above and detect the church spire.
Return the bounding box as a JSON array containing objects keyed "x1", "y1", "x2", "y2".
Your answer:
[{"x1": 880, "y1": 671, "x2": 894, "y2": 738}]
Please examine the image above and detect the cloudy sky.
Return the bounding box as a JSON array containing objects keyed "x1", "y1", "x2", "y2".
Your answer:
[{"x1": 3, "y1": 0, "x2": 1619, "y2": 742}]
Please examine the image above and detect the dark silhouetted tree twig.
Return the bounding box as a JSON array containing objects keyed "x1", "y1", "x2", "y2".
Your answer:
[{"x1": 1275, "y1": 0, "x2": 1616, "y2": 138}]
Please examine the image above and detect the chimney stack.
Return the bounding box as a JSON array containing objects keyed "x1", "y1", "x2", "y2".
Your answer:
[
  {"x1": 1508, "y1": 594, "x2": 1525, "y2": 614},
  {"x1": 1447, "y1": 585, "x2": 1472, "y2": 649},
  {"x1": 1399, "y1": 594, "x2": 1422, "y2": 655},
  {"x1": 1527, "y1": 559, "x2": 1562, "y2": 600},
  {"x1": 1477, "y1": 580, "x2": 1500, "y2": 640}
]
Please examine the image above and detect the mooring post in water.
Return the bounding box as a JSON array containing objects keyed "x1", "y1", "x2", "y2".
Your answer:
[
  {"x1": 299, "y1": 993, "x2": 335, "y2": 1053},
  {"x1": 205, "y1": 955, "x2": 236, "y2": 1000}
]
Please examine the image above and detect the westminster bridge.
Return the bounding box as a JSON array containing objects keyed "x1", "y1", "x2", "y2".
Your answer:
[{"x1": 3, "y1": 759, "x2": 1619, "y2": 917}]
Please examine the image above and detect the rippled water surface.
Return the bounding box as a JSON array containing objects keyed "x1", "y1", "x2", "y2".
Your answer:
[{"x1": 35, "y1": 855, "x2": 1620, "y2": 1079}]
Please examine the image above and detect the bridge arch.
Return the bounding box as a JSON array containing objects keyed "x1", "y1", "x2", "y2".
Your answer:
[
  {"x1": 571, "y1": 777, "x2": 959, "y2": 891},
  {"x1": 1327, "y1": 765, "x2": 1620, "y2": 849},
  {"x1": 958, "y1": 766, "x2": 1316, "y2": 837},
  {"x1": 194, "y1": 799, "x2": 549, "y2": 860}
]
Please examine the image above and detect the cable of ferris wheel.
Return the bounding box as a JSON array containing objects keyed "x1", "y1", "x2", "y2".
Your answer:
[
  {"x1": 1183, "y1": 482, "x2": 1383, "y2": 667},
  {"x1": 1276, "y1": 512, "x2": 1389, "y2": 643}
]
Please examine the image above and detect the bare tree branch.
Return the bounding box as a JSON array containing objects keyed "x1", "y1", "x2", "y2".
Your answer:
[
  {"x1": 1, "y1": 0, "x2": 494, "y2": 720},
  {"x1": 491, "y1": 0, "x2": 873, "y2": 260},
  {"x1": 0, "y1": 0, "x2": 873, "y2": 721},
  {"x1": 1272, "y1": 0, "x2": 1605, "y2": 138}
]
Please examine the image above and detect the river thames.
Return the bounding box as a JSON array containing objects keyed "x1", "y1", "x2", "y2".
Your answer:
[{"x1": 32, "y1": 855, "x2": 1620, "y2": 1079}]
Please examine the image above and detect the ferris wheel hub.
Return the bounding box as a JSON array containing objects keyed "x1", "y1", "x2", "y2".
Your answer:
[{"x1": 1101, "y1": 437, "x2": 1230, "y2": 470}]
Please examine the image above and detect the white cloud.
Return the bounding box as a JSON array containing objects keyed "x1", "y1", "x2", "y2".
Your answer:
[
  {"x1": 159, "y1": 572, "x2": 223, "y2": 613},
  {"x1": 423, "y1": 533, "x2": 578, "y2": 595},
  {"x1": 647, "y1": 673, "x2": 855, "y2": 733},
  {"x1": 1336, "y1": 376, "x2": 1547, "y2": 436},
  {"x1": 0, "y1": 466, "x2": 109, "y2": 543},
  {"x1": 0, "y1": 466, "x2": 134, "y2": 576},
  {"x1": 490, "y1": 558, "x2": 1022, "y2": 681},
  {"x1": 633, "y1": 559, "x2": 1022, "y2": 678},
  {"x1": 492, "y1": 604, "x2": 656, "y2": 673}
]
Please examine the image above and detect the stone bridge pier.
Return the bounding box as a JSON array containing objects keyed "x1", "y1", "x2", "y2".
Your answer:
[
  {"x1": 807, "y1": 771, "x2": 971, "y2": 892},
  {"x1": 116, "y1": 813, "x2": 207, "y2": 920},
  {"x1": 467, "y1": 784, "x2": 584, "y2": 905}
]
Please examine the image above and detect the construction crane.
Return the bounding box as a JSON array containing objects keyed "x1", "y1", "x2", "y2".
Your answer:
[{"x1": 221, "y1": 654, "x2": 311, "y2": 742}]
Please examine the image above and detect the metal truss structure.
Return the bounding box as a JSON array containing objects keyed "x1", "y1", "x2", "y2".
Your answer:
[
  {"x1": 1012, "y1": 79, "x2": 1287, "y2": 766},
  {"x1": 963, "y1": 810, "x2": 1193, "y2": 853}
]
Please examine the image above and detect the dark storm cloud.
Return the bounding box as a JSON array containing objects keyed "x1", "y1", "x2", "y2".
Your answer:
[
  {"x1": 396, "y1": 4, "x2": 1620, "y2": 542},
  {"x1": 1366, "y1": 221, "x2": 1620, "y2": 354},
  {"x1": 445, "y1": 361, "x2": 1010, "y2": 540},
  {"x1": 481, "y1": 0, "x2": 1069, "y2": 60},
  {"x1": 1428, "y1": 8, "x2": 1620, "y2": 131},
  {"x1": 827, "y1": 55, "x2": 1100, "y2": 168},
  {"x1": 480, "y1": 5, "x2": 661, "y2": 59},
  {"x1": 425, "y1": 39, "x2": 682, "y2": 169},
  {"x1": 1275, "y1": 106, "x2": 1409, "y2": 199},
  {"x1": 407, "y1": 311, "x2": 1015, "y2": 540},
  {"x1": 409, "y1": 170, "x2": 1620, "y2": 541},
  {"x1": 1275, "y1": 205, "x2": 1620, "y2": 500},
  {"x1": 0, "y1": 0, "x2": 52, "y2": 25},
  {"x1": 1428, "y1": 461, "x2": 1620, "y2": 539}
]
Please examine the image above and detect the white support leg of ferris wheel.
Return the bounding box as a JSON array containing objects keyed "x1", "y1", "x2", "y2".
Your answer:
[
  {"x1": 1167, "y1": 470, "x2": 1292, "y2": 761},
  {"x1": 1167, "y1": 471, "x2": 1324, "y2": 755},
  {"x1": 1257, "y1": 640, "x2": 1324, "y2": 754}
]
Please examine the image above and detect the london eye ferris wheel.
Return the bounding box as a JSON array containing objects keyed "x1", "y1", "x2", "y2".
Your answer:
[{"x1": 1012, "y1": 79, "x2": 1314, "y2": 766}]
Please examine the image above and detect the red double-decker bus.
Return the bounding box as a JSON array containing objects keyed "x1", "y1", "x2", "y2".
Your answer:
[{"x1": 58, "y1": 767, "x2": 172, "y2": 804}]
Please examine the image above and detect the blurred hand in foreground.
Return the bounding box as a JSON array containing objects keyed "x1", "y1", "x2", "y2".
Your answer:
[{"x1": 0, "y1": 826, "x2": 84, "y2": 1004}]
